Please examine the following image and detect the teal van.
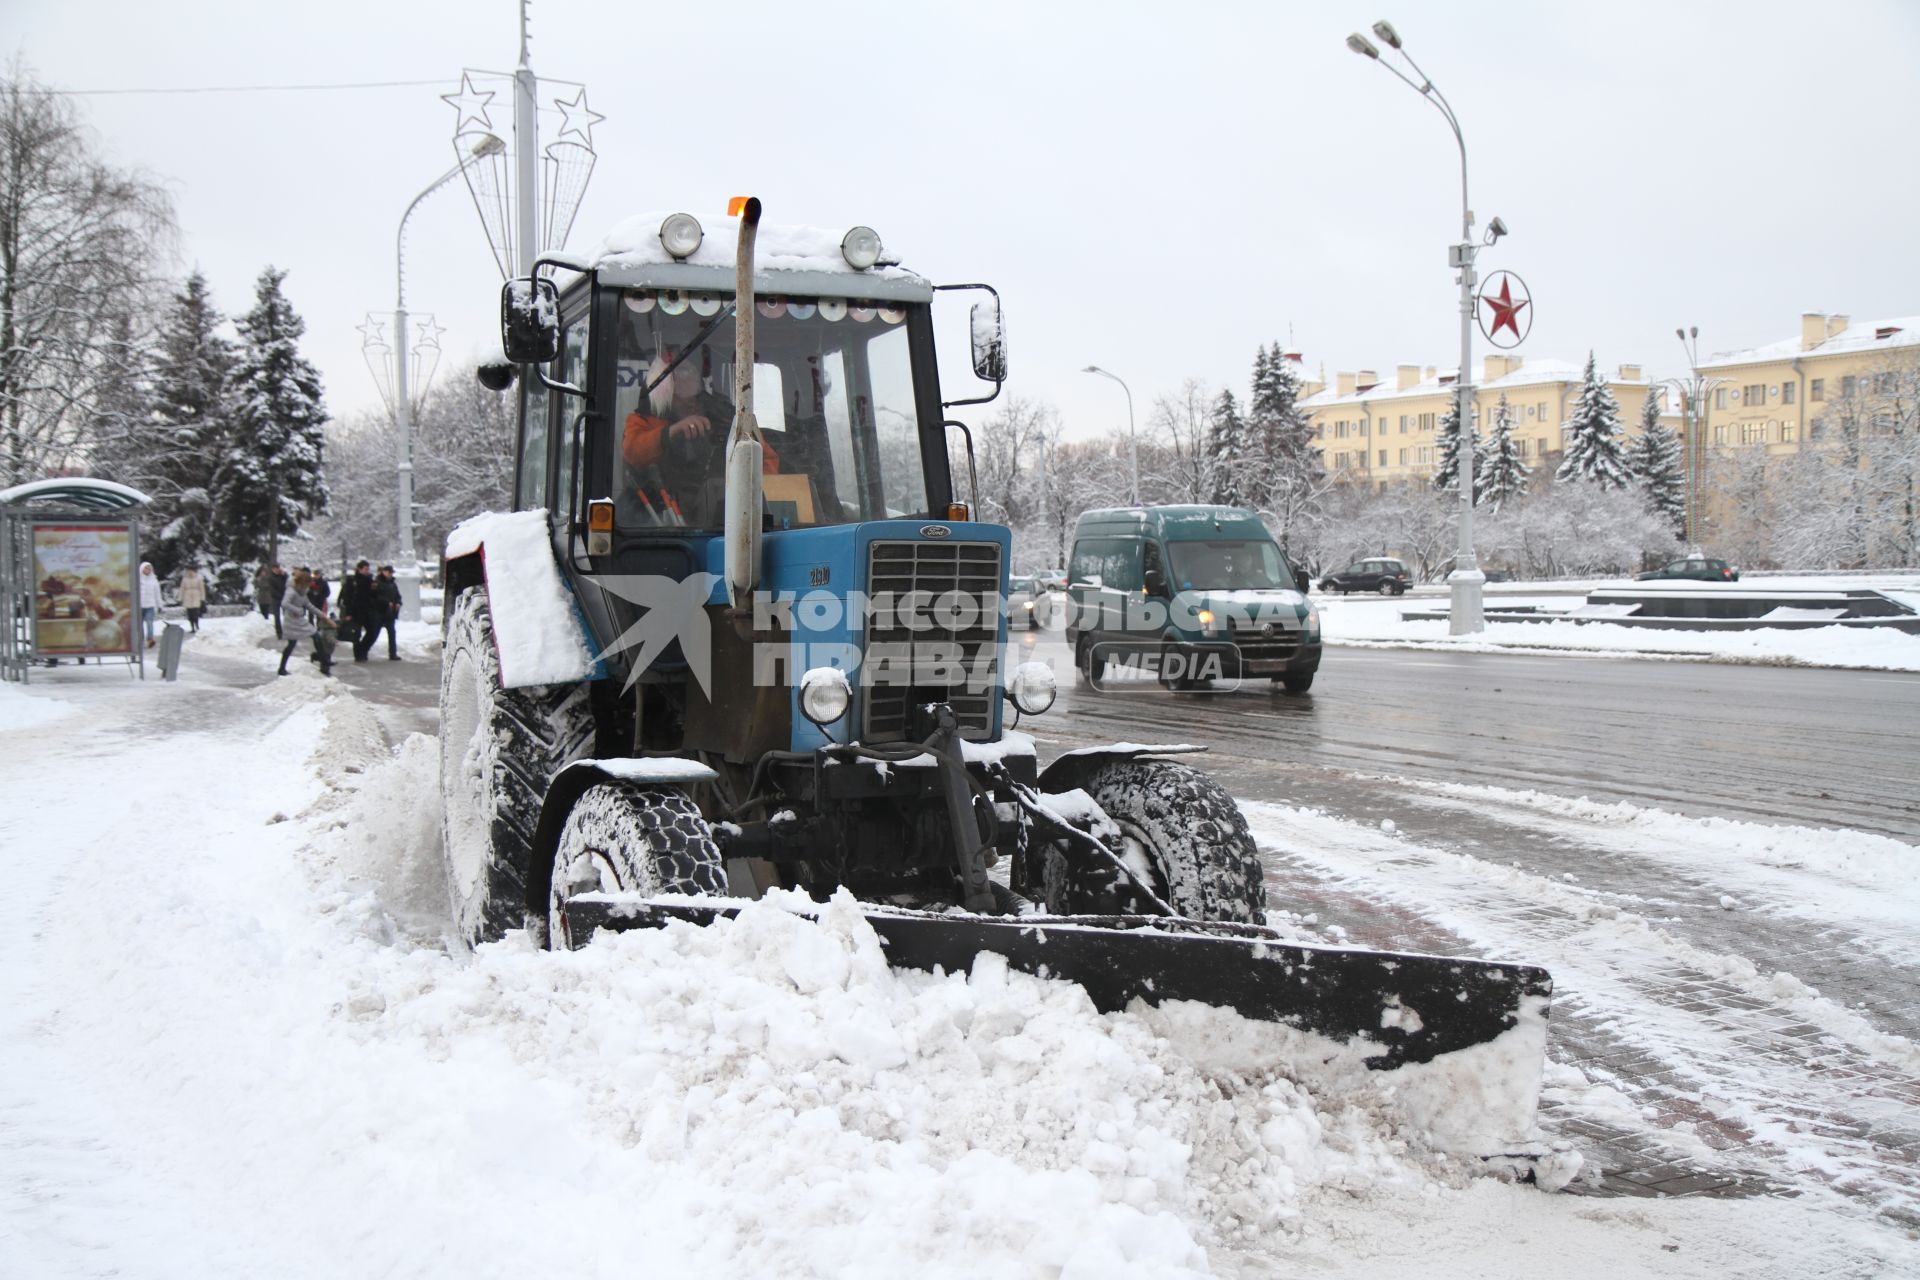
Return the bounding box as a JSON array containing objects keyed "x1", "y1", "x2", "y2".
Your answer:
[{"x1": 1065, "y1": 506, "x2": 1322, "y2": 693}]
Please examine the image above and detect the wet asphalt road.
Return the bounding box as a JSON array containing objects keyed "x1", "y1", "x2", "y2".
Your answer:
[{"x1": 1009, "y1": 631, "x2": 1920, "y2": 842}]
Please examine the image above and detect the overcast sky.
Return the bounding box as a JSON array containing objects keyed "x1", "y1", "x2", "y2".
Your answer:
[{"x1": 9, "y1": 0, "x2": 1920, "y2": 443}]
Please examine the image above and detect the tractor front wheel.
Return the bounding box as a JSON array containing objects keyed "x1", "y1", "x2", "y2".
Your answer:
[{"x1": 546, "y1": 783, "x2": 730, "y2": 949}]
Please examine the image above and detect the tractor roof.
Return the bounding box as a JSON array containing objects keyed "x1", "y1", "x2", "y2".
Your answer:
[{"x1": 551, "y1": 211, "x2": 934, "y2": 303}]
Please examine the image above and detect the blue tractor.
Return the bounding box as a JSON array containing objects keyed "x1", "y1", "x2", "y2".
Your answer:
[{"x1": 438, "y1": 201, "x2": 1551, "y2": 1101}]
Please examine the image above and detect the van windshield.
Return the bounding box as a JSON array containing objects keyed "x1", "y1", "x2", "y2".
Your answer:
[{"x1": 1168, "y1": 539, "x2": 1293, "y2": 591}]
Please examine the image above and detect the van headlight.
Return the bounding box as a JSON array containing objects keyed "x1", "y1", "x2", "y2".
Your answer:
[
  {"x1": 1304, "y1": 604, "x2": 1321, "y2": 642},
  {"x1": 1006, "y1": 661, "x2": 1057, "y2": 716},
  {"x1": 799, "y1": 667, "x2": 851, "y2": 725}
]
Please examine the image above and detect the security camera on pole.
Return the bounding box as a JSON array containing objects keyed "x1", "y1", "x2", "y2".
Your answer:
[{"x1": 1348, "y1": 20, "x2": 1520, "y2": 635}]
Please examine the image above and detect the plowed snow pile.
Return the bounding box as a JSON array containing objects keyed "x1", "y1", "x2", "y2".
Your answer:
[{"x1": 3, "y1": 671, "x2": 1908, "y2": 1278}]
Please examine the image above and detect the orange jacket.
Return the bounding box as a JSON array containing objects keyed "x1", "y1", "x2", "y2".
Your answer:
[{"x1": 622, "y1": 412, "x2": 781, "y2": 474}]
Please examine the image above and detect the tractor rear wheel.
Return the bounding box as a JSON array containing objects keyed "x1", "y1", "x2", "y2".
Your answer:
[
  {"x1": 1078, "y1": 759, "x2": 1266, "y2": 924},
  {"x1": 546, "y1": 782, "x2": 729, "y2": 949},
  {"x1": 440, "y1": 587, "x2": 595, "y2": 947}
]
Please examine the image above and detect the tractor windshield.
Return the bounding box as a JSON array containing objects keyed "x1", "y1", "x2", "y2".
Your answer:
[
  {"x1": 612, "y1": 288, "x2": 929, "y2": 530},
  {"x1": 1168, "y1": 539, "x2": 1294, "y2": 591}
]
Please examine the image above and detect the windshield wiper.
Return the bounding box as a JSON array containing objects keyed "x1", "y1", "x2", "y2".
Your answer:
[{"x1": 640, "y1": 303, "x2": 738, "y2": 403}]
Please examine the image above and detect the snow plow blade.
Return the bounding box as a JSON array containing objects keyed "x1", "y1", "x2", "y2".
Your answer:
[{"x1": 559, "y1": 897, "x2": 1551, "y2": 1071}]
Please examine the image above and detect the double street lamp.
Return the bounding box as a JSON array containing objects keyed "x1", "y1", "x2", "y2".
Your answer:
[
  {"x1": 1656, "y1": 326, "x2": 1728, "y2": 548},
  {"x1": 1082, "y1": 365, "x2": 1141, "y2": 505},
  {"x1": 1348, "y1": 19, "x2": 1506, "y2": 635}
]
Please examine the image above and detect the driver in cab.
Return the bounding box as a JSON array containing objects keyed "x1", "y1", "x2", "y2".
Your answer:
[{"x1": 622, "y1": 345, "x2": 781, "y2": 525}]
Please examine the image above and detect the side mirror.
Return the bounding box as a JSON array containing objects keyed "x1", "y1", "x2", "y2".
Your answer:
[
  {"x1": 970, "y1": 298, "x2": 1007, "y2": 382},
  {"x1": 501, "y1": 277, "x2": 560, "y2": 364},
  {"x1": 475, "y1": 361, "x2": 518, "y2": 392},
  {"x1": 1142, "y1": 566, "x2": 1168, "y2": 598}
]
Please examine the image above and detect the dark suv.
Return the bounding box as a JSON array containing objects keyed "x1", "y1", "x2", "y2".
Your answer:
[
  {"x1": 1636, "y1": 556, "x2": 1739, "y2": 583},
  {"x1": 1320, "y1": 557, "x2": 1412, "y2": 595}
]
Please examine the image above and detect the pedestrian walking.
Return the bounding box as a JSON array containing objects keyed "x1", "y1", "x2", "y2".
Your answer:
[
  {"x1": 178, "y1": 566, "x2": 208, "y2": 633},
  {"x1": 342, "y1": 560, "x2": 379, "y2": 662},
  {"x1": 138, "y1": 562, "x2": 160, "y2": 647},
  {"x1": 307, "y1": 568, "x2": 331, "y2": 613},
  {"x1": 278, "y1": 568, "x2": 335, "y2": 677},
  {"x1": 371, "y1": 564, "x2": 403, "y2": 660},
  {"x1": 254, "y1": 563, "x2": 286, "y2": 638}
]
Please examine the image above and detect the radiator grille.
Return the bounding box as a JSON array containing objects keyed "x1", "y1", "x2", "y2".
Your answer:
[
  {"x1": 1227, "y1": 619, "x2": 1302, "y2": 664},
  {"x1": 863, "y1": 539, "x2": 1002, "y2": 741}
]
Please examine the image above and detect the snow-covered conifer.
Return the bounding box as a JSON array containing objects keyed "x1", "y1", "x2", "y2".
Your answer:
[
  {"x1": 1431, "y1": 392, "x2": 1480, "y2": 500},
  {"x1": 1624, "y1": 391, "x2": 1686, "y2": 537},
  {"x1": 1476, "y1": 392, "x2": 1529, "y2": 510},
  {"x1": 1555, "y1": 352, "x2": 1632, "y2": 489},
  {"x1": 217, "y1": 267, "x2": 328, "y2": 563},
  {"x1": 1207, "y1": 389, "x2": 1248, "y2": 506}
]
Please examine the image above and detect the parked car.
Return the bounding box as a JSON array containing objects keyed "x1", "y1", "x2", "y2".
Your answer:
[
  {"x1": 1319, "y1": 557, "x2": 1412, "y2": 595},
  {"x1": 1636, "y1": 556, "x2": 1740, "y2": 583}
]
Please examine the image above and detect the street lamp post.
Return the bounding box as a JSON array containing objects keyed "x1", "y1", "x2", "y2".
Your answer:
[
  {"x1": 386, "y1": 133, "x2": 505, "y2": 621},
  {"x1": 1082, "y1": 365, "x2": 1140, "y2": 505},
  {"x1": 1348, "y1": 20, "x2": 1503, "y2": 635},
  {"x1": 1670, "y1": 326, "x2": 1727, "y2": 549}
]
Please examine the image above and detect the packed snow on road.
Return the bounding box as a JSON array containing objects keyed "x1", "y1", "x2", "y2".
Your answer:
[{"x1": 1, "y1": 619, "x2": 1911, "y2": 1278}]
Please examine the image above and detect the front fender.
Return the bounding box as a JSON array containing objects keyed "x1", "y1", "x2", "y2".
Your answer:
[{"x1": 1036, "y1": 743, "x2": 1209, "y2": 794}]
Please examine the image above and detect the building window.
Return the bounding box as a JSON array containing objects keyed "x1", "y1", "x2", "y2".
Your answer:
[
  {"x1": 1399, "y1": 448, "x2": 1409, "y2": 465},
  {"x1": 1538, "y1": 401, "x2": 1549, "y2": 421},
  {"x1": 1378, "y1": 449, "x2": 1387, "y2": 466},
  {"x1": 1876, "y1": 372, "x2": 1896, "y2": 394},
  {"x1": 1419, "y1": 412, "x2": 1435, "y2": 432},
  {"x1": 1417, "y1": 446, "x2": 1433, "y2": 465},
  {"x1": 1741, "y1": 422, "x2": 1765, "y2": 445},
  {"x1": 1714, "y1": 424, "x2": 1728, "y2": 445},
  {"x1": 1841, "y1": 375, "x2": 1857, "y2": 398},
  {"x1": 1780, "y1": 421, "x2": 1796, "y2": 443},
  {"x1": 1783, "y1": 382, "x2": 1796, "y2": 405},
  {"x1": 1743, "y1": 383, "x2": 1764, "y2": 405},
  {"x1": 1400, "y1": 414, "x2": 1409, "y2": 433},
  {"x1": 1811, "y1": 378, "x2": 1824, "y2": 402},
  {"x1": 1715, "y1": 387, "x2": 1727, "y2": 410},
  {"x1": 1811, "y1": 417, "x2": 1826, "y2": 440}
]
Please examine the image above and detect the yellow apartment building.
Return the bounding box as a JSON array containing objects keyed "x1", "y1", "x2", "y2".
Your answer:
[
  {"x1": 1301, "y1": 356, "x2": 1657, "y2": 489},
  {"x1": 1689, "y1": 312, "x2": 1920, "y2": 455}
]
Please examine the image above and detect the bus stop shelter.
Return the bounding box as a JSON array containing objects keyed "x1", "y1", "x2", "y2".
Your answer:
[{"x1": 1, "y1": 478, "x2": 152, "y2": 684}]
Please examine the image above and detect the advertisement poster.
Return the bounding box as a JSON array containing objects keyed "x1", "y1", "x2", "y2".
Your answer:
[{"x1": 32, "y1": 523, "x2": 135, "y2": 656}]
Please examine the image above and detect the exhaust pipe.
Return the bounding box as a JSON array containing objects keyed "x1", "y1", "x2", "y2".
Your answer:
[{"x1": 724, "y1": 197, "x2": 764, "y2": 615}]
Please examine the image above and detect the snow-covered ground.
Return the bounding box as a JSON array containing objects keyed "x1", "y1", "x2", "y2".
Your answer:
[
  {"x1": 1, "y1": 633, "x2": 1912, "y2": 1277},
  {"x1": 1319, "y1": 572, "x2": 1920, "y2": 671}
]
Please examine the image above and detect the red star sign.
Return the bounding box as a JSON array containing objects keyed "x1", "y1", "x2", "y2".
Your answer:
[{"x1": 1483, "y1": 276, "x2": 1528, "y2": 341}]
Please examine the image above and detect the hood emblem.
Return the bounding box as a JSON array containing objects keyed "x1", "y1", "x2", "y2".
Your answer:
[
  {"x1": 920, "y1": 524, "x2": 952, "y2": 539},
  {"x1": 1261, "y1": 622, "x2": 1277, "y2": 637}
]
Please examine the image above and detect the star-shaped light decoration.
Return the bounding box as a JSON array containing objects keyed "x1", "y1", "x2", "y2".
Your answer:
[
  {"x1": 551, "y1": 86, "x2": 604, "y2": 146},
  {"x1": 412, "y1": 316, "x2": 446, "y2": 354},
  {"x1": 441, "y1": 72, "x2": 496, "y2": 135},
  {"x1": 356, "y1": 314, "x2": 390, "y2": 352},
  {"x1": 1479, "y1": 273, "x2": 1531, "y2": 347}
]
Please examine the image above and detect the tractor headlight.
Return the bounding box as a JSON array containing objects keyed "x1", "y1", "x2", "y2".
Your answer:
[
  {"x1": 1006, "y1": 661, "x2": 1057, "y2": 716},
  {"x1": 659, "y1": 213, "x2": 704, "y2": 260},
  {"x1": 841, "y1": 225, "x2": 883, "y2": 270},
  {"x1": 799, "y1": 666, "x2": 851, "y2": 726}
]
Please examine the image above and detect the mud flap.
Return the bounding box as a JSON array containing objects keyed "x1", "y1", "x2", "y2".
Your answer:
[{"x1": 559, "y1": 896, "x2": 1550, "y2": 1072}]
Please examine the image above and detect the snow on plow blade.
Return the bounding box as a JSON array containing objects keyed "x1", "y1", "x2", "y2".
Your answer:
[{"x1": 558, "y1": 897, "x2": 1551, "y2": 1072}]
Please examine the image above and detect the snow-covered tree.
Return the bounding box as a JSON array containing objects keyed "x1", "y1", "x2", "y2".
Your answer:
[
  {"x1": 1431, "y1": 392, "x2": 1479, "y2": 499},
  {"x1": 1624, "y1": 391, "x2": 1685, "y2": 537},
  {"x1": 1475, "y1": 392, "x2": 1529, "y2": 511},
  {"x1": 99, "y1": 272, "x2": 236, "y2": 574},
  {"x1": 1148, "y1": 379, "x2": 1216, "y2": 505},
  {"x1": 1206, "y1": 389, "x2": 1249, "y2": 506},
  {"x1": 216, "y1": 267, "x2": 328, "y2": 564},
  {"x1": 1555, "y1": 352, "x2": 1632, "y2": 489},
  {"x1": 0, "y1": 66, "x2": 175, "y2": 485}
]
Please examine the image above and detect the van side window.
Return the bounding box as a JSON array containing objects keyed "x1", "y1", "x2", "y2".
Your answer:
[{"x1": 1069, "y1": 538, "x2": 1140, "y2": 590}]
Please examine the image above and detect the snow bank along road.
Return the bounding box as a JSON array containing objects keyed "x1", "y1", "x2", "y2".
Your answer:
[{"x1": 1, "y1": 620, "x2": 1913, "y2": 1277}]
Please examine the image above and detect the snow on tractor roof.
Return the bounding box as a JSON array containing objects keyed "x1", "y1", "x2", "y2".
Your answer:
[{"x1": 557, "y1": 211, "x2": 934, "y2": 303}]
